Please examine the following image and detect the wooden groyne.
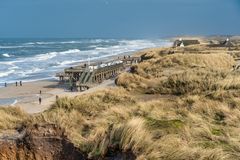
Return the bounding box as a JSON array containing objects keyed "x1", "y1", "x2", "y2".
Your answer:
[{"x1": 56, "y1": 56, "x2": 141, "y2": 91}]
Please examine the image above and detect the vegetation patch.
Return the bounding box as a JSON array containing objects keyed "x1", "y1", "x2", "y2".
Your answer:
[
  {"x1": 145, "y1": 117, "x2": 184, "y2": 130},
  {"x1": 2, "y1": 45, "x2": 240, "y2": 159}
]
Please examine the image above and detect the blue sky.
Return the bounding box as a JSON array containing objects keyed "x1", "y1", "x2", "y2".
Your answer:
[{"x1": 0, "y1": 0, "x2": 240, "y2": 38}]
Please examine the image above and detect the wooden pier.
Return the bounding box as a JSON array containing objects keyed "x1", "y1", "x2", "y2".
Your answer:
[{"x1": 56, "y1": 56, "x2": 141, "y2": 91}]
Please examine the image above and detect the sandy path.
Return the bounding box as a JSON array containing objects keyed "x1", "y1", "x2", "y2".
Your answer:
[{"x1": 0, "y1": 79, "x2": 115, "y2": 114}]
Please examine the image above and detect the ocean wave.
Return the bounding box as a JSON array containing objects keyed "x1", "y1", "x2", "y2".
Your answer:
[
  {"x1": 0, "y1": 61, "x2": 17, "y2": 66},
  {"x1": 59, "y1": 41, "x2": 83, "y2": 44},
  {"x1": 9, "y1": 66, "x2": 19, "y2": 70},
  {"x1": 25, "y1": 42, "x2": 35, "y2": 45},
  {"x1": 24, "y1": 41, "x2": 83, "y2": 45},
  {"x1": 0, "y1": 70, "x2": 15, "y2": 78},
  {"x1": 32, "y1": 49, "x2": 81, "y2": 61},
  {"x1": 88, "y1": 45, "x2": 98, "y2": 48},
  {"x1": 0, "y1": 45, "x2": 32, "y2": 49},
  {"x1": 96, "y1": 47, "x2": 106, "y2": 50},
  {"x1": 15, "y1": 67, "x2": 44, "y2": 79},
  {"x1": 89, "y1": 39, "x2": 110, "y2": 43},
  {"x1": 56, "y1": 60, "x2": 80, "y2": 67},
  {"x1": 2, "y1": 53, "x2": 11, "y2": 57},
  {"x1": 0, "y1": 39, "x2": 172, "y2": 84},
  {"x1": 34, "y1": 52, "x2": 58, "y2": 61},
  {"x1": 59, "y1": 49, "x2": 81, "y2": 55},
  {"x1": 36, "y1": 42, "x2": 57, "y2": 45}
]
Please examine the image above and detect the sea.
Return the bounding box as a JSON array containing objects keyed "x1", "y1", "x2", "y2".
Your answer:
[{"x1": 0, "y1": 38, "x2": 171, "y2": 87}]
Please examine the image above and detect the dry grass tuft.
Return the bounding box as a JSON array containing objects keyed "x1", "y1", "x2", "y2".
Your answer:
[{"x1": 0, "y1": 107, "x2": 28, "y2": 130}]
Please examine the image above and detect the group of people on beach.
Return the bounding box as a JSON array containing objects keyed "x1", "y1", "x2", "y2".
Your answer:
[
  {"x1": 4, "y1": 81, "x2": 44, "y2": 105},
  {"x1": 4, "y1": 81, "x2": 23, "y2": 87},
  {"x1": 38, "y1": 90, "x2": 58, "y2": 105}
]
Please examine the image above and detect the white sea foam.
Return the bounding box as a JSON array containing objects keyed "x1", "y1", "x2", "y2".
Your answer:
[
  {"x1": 32, "y1": 49, "x2": 80, "y2": 61},
  {"x1": 59, "y1": 41, "x2": 82, "y2": 44},
  {"x1": 2, "y1": 53, "x2": 11, "y2": 57},
  {"x1": 27, "y1": 41, "x2": 83, "y2": 45},
  {"x1": 0, "y1": 61, "x2": 15, "y2": 66},
  {"x1": 0, "y1": 70, "x2": 15, "y2": 78},
  {"x1": 88, "y1": 45, "x2": 98, "y2": 48},
  {"x1": 0, "y1": 45, "x2": 30, "y2": 49},
  {"x1": 96, "y1": 47, "x2": 106, "y2": 50},
  {"x1": 25, "y1": 42, "x2": 35, "y2": 45},
  {"x1": 35, "y1": 52, "x2": 58, "y2": 61},
  {"x1": 57, "y1": 60, "x2": 80, "y2": 67},
  {"x1": 59, "y1": 49, "x2": 81, "y2": 55},
  {"x1": 18, "y1": 67, "x2": 43, "y2": 77},
  {"x1": 9, "y1": 66, "x2": 19, "y2": 70}
]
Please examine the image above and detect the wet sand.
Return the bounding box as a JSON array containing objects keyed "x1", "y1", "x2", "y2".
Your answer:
[{"x1": 0, "y1": 79, "x2": 115, "y2": 114}]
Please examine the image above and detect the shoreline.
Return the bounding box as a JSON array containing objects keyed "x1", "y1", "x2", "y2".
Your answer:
[
  {"x1": 0, "y1": 49, "x2": 139, "y2": 88},
  {"x1": 0, "y1": 78, "x2": 116, "y2": 114},
  {"x1": 0, "y1": 50, "x2": 139, "y2": 113},
  {"x1": 0, "y1": 42, "x2": 173, "y2": 113}
]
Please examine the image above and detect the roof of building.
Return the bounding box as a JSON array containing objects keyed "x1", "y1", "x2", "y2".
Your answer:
[
  {"x1": 221, "y1": 39, "x2": 234, "y2": 47},
  {"x1": 208, "y1": 39, "x2": 235, "y2": 48},
  {"x1": 173, "y1": 39, "x2": 200, "y2": 47}
]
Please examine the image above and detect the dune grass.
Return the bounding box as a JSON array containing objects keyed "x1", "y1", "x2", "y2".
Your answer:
[
  {"x1": 23, "y1": 89, "x2": 240, "y2": 159},
  {"x1": 0, "y1": 107, "x2": 28, "y2": 130},
  {"x1": 116, "y1": 51, "x2": 239, "y2": 95},
  {"x1": 2, "y1": 45, "x2": 240, "y2": 159}
]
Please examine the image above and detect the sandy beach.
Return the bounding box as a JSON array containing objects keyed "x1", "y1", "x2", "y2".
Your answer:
[
  {"x1": 0, "y1": 51, "x2": 137, "y2": 114},
  {"x1": 0, "y1": 79, "x2": 115, "y2": 114}
]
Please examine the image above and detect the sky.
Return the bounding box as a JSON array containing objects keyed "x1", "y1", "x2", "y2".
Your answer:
[{"x1": 0, "y1": 0, "x2": 240, "y2": 38}]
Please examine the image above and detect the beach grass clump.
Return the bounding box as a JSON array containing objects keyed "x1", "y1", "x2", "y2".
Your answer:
[
  {"x1": 0, "y1": 107, "x2": 28, "y2": 130},
  {"x1": 50, "y1": 88, "x2": 135, "y2": 116},
  {"x1": 155, "y1": 69, "x2": 226, "y2": 95}
]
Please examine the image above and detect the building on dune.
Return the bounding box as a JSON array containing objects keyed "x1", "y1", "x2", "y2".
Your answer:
[
  {"x1": 221, "y1": 38, "x2": 235, "y2": 47},
  {"x1": 173, "y1": 39, "x2": 200, "y2": 47},
  {"x1": 208, "y1": 38, "x2": 235, "y2": 48},
  {"x1": 56, "y1": 56, "x2": 141, "y2": 91}
]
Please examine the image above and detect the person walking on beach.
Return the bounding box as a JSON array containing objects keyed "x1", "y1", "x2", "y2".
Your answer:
[
  {"x1": 15, "y1": 82, "x2": 18, "y2": 86},
  {"x1": 20, "y1": 81, "x2": 22, "y2": 86},
  {"x1": 39, "y1": 97, "x2": 42, "y2": 105},
  {"x1": 5, "y1": 82, "x2": 7, "y2": 87}
]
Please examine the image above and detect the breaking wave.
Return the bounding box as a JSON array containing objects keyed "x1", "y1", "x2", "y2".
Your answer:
[
  {"x1": 0, "y1": 39, "x2": 172, "y2": 85},
  {"x1": 0, "y1": 70, "x2": 15, "y2": 78},
  {"x1": 32, "y1": 49, "x2": 81, "y2": 61},
  {"x1": 2, "y1": 53, "x2": 11, "y2": 57}
]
